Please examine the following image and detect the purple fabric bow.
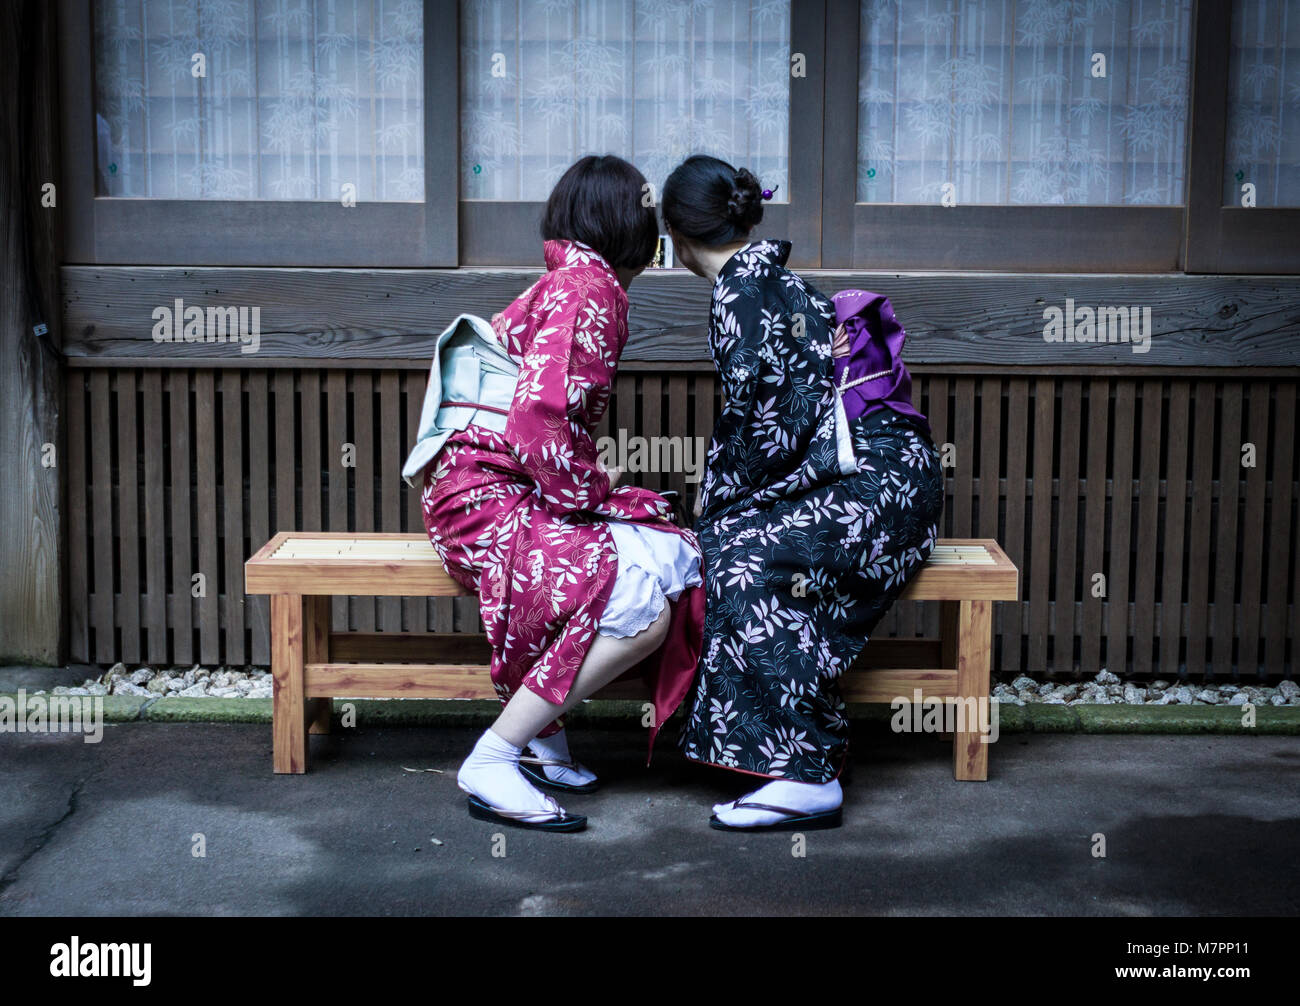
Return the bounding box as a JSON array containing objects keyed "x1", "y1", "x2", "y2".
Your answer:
[{"x1": 831, "y1": 289, "x2": 931, "y2": 438}]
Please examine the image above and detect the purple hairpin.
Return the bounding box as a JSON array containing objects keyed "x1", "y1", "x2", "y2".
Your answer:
[{"x1": 761, "y1": 184, "x2": 779, "y2": 201}]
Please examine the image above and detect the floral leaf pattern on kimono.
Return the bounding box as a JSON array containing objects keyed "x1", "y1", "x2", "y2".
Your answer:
[
  {"x1": 420, "y1": 239, "x2": 703, "y2": 740},
  {"x1": 679, "y1": 240, "x2": 946, "y2": 783}
]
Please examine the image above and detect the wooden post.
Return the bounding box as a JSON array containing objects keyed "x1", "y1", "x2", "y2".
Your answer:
[
  {"x1": 305, "y1": 595, "x2": 332, "y2": 735},
  {"x1": 0, "y1": 0, "x2": 63, "y2": 664},
  {"x1": 953, "y1": 599, "x2": 992, "y2": 781},
  {"x1": 271, "y1": 594, "x2": 309, "y2": 774}
]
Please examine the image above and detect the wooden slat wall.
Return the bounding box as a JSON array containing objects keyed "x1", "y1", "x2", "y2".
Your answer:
[{"x1": 66, "y1": 369, "x2": 1298, "y2": 680}]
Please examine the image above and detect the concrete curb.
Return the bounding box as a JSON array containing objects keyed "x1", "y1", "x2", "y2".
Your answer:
[{"x1": 1, "y1": 692, "x2": 1297, "y2": 733}]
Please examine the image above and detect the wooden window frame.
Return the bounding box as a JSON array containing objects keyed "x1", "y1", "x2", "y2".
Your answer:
[
  {"x1": 458, "y1": 0, "x2": 826, "y2": 269},
  {"x1": 1184, "y1": 0, "x2": 1300, "y2": 273},
  {"x1": 819, "y1": 0, "x2": 1191, "y2": 272},
  {"x1": 59, "y1": 0, "x2": 459, "y2": 267},
  {"x1": 57, "y1": 0, "x2": 1299, "y2": 274}
]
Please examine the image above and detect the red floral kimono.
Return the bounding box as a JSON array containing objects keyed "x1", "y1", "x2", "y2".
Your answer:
[{"x1": 419, "y1": 239, "x2": 705, "y2": 755}]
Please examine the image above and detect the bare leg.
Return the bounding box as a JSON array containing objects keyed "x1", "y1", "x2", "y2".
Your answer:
[
  {"x1": 456, "y1": 604, "x2": 672, "y2": 820},
  {"x1": 492, "y1": 603, "x2": 671, "y2": 747}
]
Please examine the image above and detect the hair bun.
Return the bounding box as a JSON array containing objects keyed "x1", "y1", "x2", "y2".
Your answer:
[{"x1": 727, "y1": 167, "x2": 764, "y2": 227}]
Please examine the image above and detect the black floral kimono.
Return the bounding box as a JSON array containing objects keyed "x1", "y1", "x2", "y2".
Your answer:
[{"x1": 679, "y1": 240, "x2": 945, "y2": 783}]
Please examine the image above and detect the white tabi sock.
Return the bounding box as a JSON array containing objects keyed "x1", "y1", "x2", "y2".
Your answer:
[
  {"x1": 526, "y1": 727, "x2": 597, "y2": 788},
  {"x1": 713, "y1": 778, "x2": 843, "y2": 828},
  {"x1": 457, "y1": 728, "x2": 563, "y2": 822}
]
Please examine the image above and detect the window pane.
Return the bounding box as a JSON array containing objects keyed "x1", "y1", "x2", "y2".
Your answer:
[
  {"x1": 93, "y1": 0, "x2": 424, "y2": 200},
  {"x1": 857, "y1": 0, "x2": 1192, "y2": 205},
  {"x1": 460, "y1": 0, "x2": 790, "y2": 201},
  {"x1": 1224, "y1": 0, "x2": 1300, "y2": 206}
]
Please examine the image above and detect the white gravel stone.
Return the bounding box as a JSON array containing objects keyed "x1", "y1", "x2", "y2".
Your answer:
[
  {"x1": 1095, "y1": 669, "x2": 1120, "y2": 685},
  {"x1": 1195, "y1": 689, "x2": 1220, "y2": 704},
  {"x1": 110, "y1": 680, "x2": 150, "y2": 697},
  {"x1": 1010, "y1": 675, "x2": 1037, "y2": 692},
  {"x1": 129, "y1": 668, "x2": 154, "y2": 685},
  {"x1": 1123, "y1": 684, "x2": 1147, "y2": 703},
  {"x1": 177, "y1": 683, "x2": 208, "y2": 698},
  {"x1": 1278, "y1": 680, "x2": 1299, "y2": 701}
]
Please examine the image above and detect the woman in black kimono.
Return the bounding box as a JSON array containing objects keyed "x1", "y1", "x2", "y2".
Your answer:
[{"x1": 662, "y1": 155, "x2": 945, "y2": 831}]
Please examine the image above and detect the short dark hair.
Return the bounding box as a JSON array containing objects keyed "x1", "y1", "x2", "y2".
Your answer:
[
  {"x1": 540, "y1": 155, "x2": 659, "y2": 270},
  {"x1": 661, "y1": 154, "x2": 764, "y2": 246}
]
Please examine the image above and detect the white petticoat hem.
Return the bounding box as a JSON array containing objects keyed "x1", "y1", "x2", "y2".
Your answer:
[{"x1": 596, "y1": 520, "x2": 703, "y2": 639}]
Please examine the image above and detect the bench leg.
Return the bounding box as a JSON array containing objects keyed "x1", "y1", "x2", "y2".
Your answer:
[
  {"x1": 305, "y1": 595, "x2": 332, "y2": 735},
  {"x1": 953, "y1": 599, "x2": 992, "y2": 782},
  {"x1": 272, "y1": 593, "x2": 309, "y2": 774}
]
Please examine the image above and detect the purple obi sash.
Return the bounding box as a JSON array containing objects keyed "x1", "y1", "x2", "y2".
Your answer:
[{"x1": 831, "y1": 289, "x2": 931, "y2": 440}]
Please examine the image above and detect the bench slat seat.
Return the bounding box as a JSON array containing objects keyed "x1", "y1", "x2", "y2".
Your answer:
[
  {"x1": 247, "y1": 532, "x2": 1018, "y2": 601},
  {"x1": 247, "y1": 532, "x2": 1018, "y2": 780}
]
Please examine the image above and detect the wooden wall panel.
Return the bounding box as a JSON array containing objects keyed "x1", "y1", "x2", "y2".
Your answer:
[{"x1": 66, "y1": 368, "x2": 1297, "y2": 682}]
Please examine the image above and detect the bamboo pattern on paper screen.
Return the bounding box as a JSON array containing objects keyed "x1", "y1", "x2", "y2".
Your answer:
[
  {"x1": 93, "y1": 0, "x2": 423, "y2": 200},
  {"x1": 857, "y1": 0, "x2": 1193, "y2": 205},
  {"x1": 460, "y1": 0, "x2": 790, "y2": 201},
  {"x1": 1224, "y1": 0, "x2": 1300, "y2": 206}
]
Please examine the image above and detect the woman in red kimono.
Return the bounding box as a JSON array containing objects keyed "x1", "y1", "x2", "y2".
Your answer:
[{"x1": 414, "y1": 156, "x2": 705, "y2": 832}]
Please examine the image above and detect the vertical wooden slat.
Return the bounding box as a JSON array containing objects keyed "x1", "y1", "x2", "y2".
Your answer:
[
  {"x1": 951, "y1": 378, "x2": 975, "y2": 537},
  {"x1": 616, "y1": 373, "x2": 636, "y2": 473},
  {"x1": 115, "y1": 371, "x2": 140, "y2": 663},
  {"x1": 1054, "y1": 381, "x2": 1082, "y2": 676},
  {"x1": 692, "y1": 373, "x2": 715, "y2": 520},
  {"x1": 379, "y1": 371, "x2": 402, "y2": 631},
  {"x1": 1027, "y1": 378, "x2": 1054, "y2": 674},
  {"x1": 168, "y1": 371, "x2": 193, "y2": 665},
  {"x1": 1160, "y1": 381, "x2": 1191, "y2": 679},
  {"x1": 353, "y1": 372, "x2": 376, "y2": 632},
  {"x1": 1002, "y1": 379, "x2": 1028, "y2": 671},
  {"x1": 274, "y1": 372, "x2": 297, "y2": 536},
  {"x1": 66, "y1": 373, "x2": 89, "y2": 662},
  {"x1": 977, "y1": 377, "x2": 1002, "y2": 658},
  {"x1": 1212, "y1": 382, "x2": 1243, "y2": 678},
  {"x1": 1133, "y1": 379, "x2": 1164, "y2": 677},
  {"x1": 1079, "y1": 378, "x2": 1109, "y2": 676},
  {"x1": 248, "y1": 371, "x2": 270, "y2": 665},
  {"x1": 924, "y1": 376, "x2": 949, "y2": 641},
  {"x1": 141, "y1": 372, "x2": 167, "y2": 664},
  {"x1": 327, "y1": 371, "x2": 349, "y2": 629},
  {"x1": 641, "y1": 375, "x2": 663, "y2": 492},
  {"x1": 1263, "y1": 385, "x2": 1295, "y2": 675},
  {"x1": 194, "y1": 371, "x2": 220, "y2": 665},
  {"x1": 667, "y1": 374, "x2": 689, "y2": 501},
  {"x1": 90, "y1": 371, "x2": 114, "y2": 663},
  {"x1": 221, "y1": 370, "x2": 246, "y2": 666},
  {"x1": 1185, "y1": 382, "x2": 1217, "y2": 677},
  {"x1": 300, "y1": 372, "x2": 322, "y2": 532},
  {"x1": 978, "y1": 376, "x2": 1002, "y2": 541},
  {"x1": 1237, "y1": 383, "x2": 1269, "y2": 678},
  {"x1": 1107, "y1": 381, "x2": 1135, "y2": 678}
]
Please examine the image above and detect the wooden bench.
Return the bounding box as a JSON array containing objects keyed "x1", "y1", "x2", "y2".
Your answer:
[{"x1": 246, "y1": 532, "x2": 1018, "y2": 781}]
